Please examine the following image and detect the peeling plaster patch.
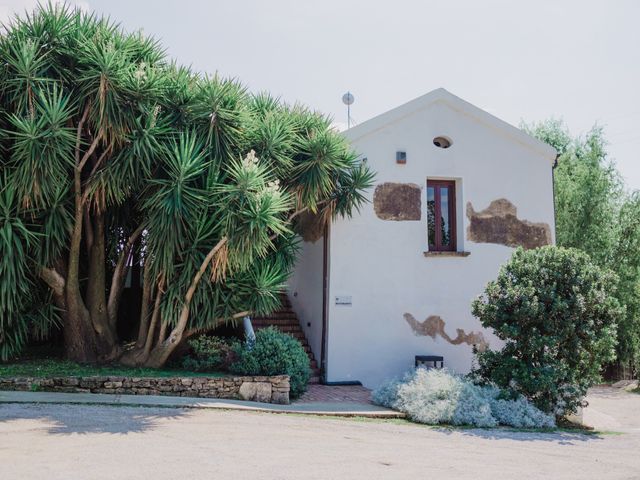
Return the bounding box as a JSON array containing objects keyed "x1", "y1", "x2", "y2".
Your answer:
[
  {"x1": 404, "y1": 313, "x2": 489, "y2": 352},
  {"x1": 466, "y1": 199, "x2": 551, "y2": 249},
  {"x1": 373, "y1": 183, "x2": 421, "y2": 221},
  {"x1": 295, "y1": 210, "x2": 325, "y2": 243}
]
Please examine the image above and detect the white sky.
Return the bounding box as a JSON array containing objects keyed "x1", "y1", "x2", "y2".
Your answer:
[{"x1": 3, "y1": 0, "x2": 640, "y2": 190}]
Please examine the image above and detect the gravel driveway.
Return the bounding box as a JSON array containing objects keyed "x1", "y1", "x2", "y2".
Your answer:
[{"x1": 0, "y1": 388, "x2": 638, "y2": 480}]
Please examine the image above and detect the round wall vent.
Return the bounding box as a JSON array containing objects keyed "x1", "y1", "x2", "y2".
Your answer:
[{"x1": 433, "y1": 136, "x2": 452, "y2": 149}]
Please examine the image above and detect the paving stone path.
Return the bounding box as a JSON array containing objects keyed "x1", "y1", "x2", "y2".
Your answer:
[{"x1": 295, "y1": 384, "x2": 372, "y2": 404}]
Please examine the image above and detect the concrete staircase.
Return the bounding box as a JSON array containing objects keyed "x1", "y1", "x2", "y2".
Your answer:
[{"x1": 250, "y1": 294, "x2": 321, "y2": 384}]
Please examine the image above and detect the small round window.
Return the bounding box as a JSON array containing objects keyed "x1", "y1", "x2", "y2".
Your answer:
[{"x1": 433, "y1": 136, "x2": 452, "y2": 149}]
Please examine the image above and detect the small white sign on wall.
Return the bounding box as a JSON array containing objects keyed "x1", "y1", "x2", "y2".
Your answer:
[{"x1": 335, "y1": 295, "x2": 352, "y2": 306}]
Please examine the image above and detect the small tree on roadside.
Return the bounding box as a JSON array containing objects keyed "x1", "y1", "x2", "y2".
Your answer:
[
  {"x1": 471, "y1": 246, "x2": 622, "y2": 417},
  {"x1": 523, "y1": 119, "x2": 640, "y2": 376}
]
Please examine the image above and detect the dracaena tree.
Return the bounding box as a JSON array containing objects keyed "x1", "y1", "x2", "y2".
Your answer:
[{"x1": 0, "y1": 4, "x2": 374, "y2": 367}]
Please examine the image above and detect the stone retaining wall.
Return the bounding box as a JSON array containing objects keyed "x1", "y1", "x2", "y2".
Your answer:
[{"x1": 0, "y1": 375, "x2": 290, "y2": 404}]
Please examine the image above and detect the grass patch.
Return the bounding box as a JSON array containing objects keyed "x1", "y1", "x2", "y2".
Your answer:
[{"x1": 0, "y1": 358, "x2": 224, "y2": 379}]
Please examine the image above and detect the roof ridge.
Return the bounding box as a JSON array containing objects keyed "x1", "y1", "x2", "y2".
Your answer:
[{"x1": 343, "y1": 88, "x2": 557, "y2": 161}]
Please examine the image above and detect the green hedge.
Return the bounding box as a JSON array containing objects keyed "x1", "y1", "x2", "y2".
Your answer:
[{"x1": 230, "y1": 327, "x2": 311, "y2": 398}]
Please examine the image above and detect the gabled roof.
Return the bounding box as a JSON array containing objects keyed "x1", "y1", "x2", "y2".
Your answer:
[{"x1": 343, "y1": 88, "x2": 557, "y2": 161}]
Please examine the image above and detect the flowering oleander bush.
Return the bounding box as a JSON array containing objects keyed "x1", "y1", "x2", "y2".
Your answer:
[{"x1": 372, "y1": 368, "x2": 555, "y2": 429}]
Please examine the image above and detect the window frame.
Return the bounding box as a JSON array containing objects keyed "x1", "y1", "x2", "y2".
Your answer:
[{"x1": 427, "y1": 179, "x2": 457, "y2": 252}]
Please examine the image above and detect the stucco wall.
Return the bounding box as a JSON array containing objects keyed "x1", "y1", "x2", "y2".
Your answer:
[
  {"x1": 287, "y1": 236, "x2": 324, "y2": 362},
  {"x1": 324, "y1": 99, "x2": 555, "y2": 388}
]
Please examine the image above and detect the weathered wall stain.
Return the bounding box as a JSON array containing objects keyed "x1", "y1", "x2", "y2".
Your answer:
[
  {"x1": 373, "y1": 183, "x2": 422, "y2": 221},
  {"x1": 466, "y1": 199, "x2": 551, "y2": 249},
  {"x1": 404, "y1": 313, "x2": 489, "y2": 352}
]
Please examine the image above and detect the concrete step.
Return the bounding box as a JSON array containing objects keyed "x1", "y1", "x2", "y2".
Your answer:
[
  {"x1": 251, "y1": 318, "x2": 300, "y2": 326},
  {"x1": 253, "y1": 325, "x2": 304, "y2": 335},
  {"x1": 264, "y1": 324, "x2": 302, "y2": 331},
  {"x1": 251, "y1": 325, "x2": 302, "y2": 332},
  {"x1": 253, "y1": 312, "x2": 298, "y2": 319},
  {"x1": 253, "y1": 325, "x2": 305, "y2": 335},
  {"x1": 254, "y1": 292, "x2": 322, "y2": 384}
]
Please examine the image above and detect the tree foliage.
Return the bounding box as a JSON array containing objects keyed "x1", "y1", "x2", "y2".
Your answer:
[
  {"x1": 524, "y1": 119, "x2": 640, "y2": 375},
  {"x1": 472, "y1": 246, "x2": 621, "y2": 416},
  {"x1": 0, "y1": 4, "x2": 374, "y2": 366}
]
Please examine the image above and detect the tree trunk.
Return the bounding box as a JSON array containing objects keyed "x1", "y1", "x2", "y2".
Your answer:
[
  {"x1": 63, "y1": 292, "x2": 99, "y2": 363},
  {"x1": 64, "y1": 156, "x2": 100, "y2": 362},
  {"x1": 40, "y1": 266, "x2": 97, "y2": 362},
  {"x1": 135, "y1": 260, "x2": 153, "y2": 348},
  {"x1": 141, "y1": 311, "x2": 247, "y2": 368},
  {"x1": 61, "y1": 113, "x2": 111, "y2": 363},
  {"x1": 86, "y1": 212, "x2": 120, "y2": 360},
  {"x1": 138, "y1": 239, "x2": 229, "y2": 367},
  {"x1": 119, "y1": 274, "x2": 164, "y2": 367},
  {"x1": 144, "y1": 340, "x2": 179, "y2": 368}
]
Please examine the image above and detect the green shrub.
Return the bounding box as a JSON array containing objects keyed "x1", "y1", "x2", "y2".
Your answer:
[
  {"x1": 372, "y1": 368, "x2": 555, "y2": 428},
  {"x1": 472, "y1": 246, "x2": 622, "y2": 417},
  {"x1": 229, "y1": 327, "x2": 311, "y2": 398},
  {"x1": 182, "y1": 336, "x2": 234, "y2": 372}
]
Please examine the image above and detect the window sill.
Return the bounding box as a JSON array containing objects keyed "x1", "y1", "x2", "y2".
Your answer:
[{"x1": 423, "y1": 251, "x2": 471, "y2": 258}]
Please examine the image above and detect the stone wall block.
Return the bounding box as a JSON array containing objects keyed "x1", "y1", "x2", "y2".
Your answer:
[
  {"x1": 0, "y1": 374, "x2": 290, "y2": 404},
  {"x1": 271, "y1": 391, "x2": 289, "y2": 405}
]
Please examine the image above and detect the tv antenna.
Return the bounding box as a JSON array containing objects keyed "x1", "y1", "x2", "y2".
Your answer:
[{"x1": 342, "y1": 91, "x2": 354, "y2": 129}]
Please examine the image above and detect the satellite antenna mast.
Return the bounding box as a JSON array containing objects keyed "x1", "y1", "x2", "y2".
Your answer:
[{"x1": 342, "y1": 91, "x2": 354, "y2": 129}]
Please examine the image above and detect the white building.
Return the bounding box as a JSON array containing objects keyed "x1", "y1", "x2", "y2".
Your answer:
[{"x1": 287, "y1": 88, "x2": 557, "y2": 388}]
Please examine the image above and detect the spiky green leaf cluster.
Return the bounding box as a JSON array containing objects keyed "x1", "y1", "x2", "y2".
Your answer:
[{"x1": 0, "y1": 3, "x2": 374, "y2": 360}]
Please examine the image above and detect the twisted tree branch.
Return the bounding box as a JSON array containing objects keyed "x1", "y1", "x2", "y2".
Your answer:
[
  {"x1": 39, "y1": 267, "x2": 66, "y2": 298},
  {"x1": 184, "y1": 311, "x2": 249, "y2": 339}
]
